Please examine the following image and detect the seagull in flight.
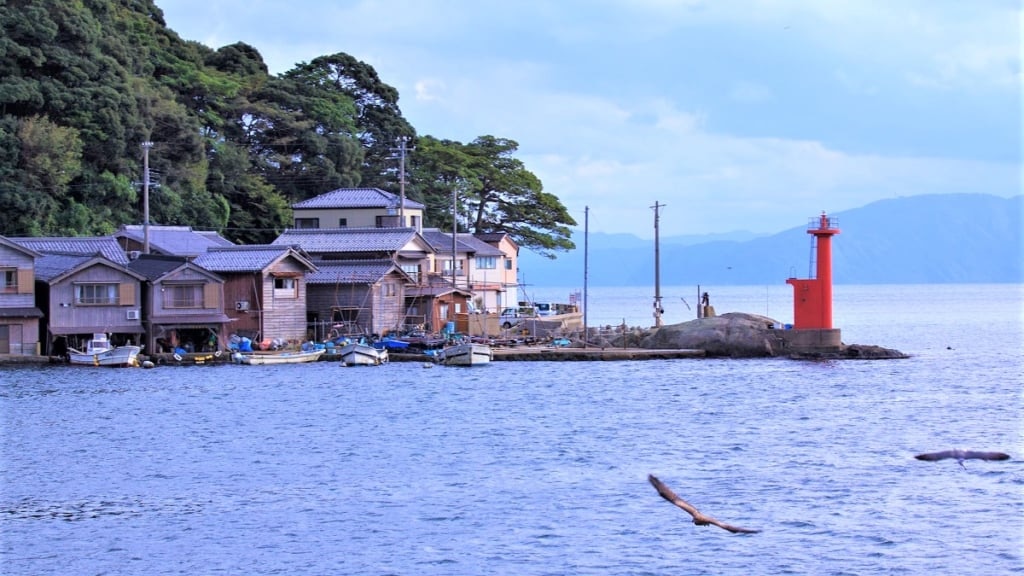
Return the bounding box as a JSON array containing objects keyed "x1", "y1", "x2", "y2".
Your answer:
[
  {"x1": 647, "y1": 474, "x2": 760, "y2": 534},
  {"x1": 914, "y1": 449, "x2": 1010, "y2": 469}
]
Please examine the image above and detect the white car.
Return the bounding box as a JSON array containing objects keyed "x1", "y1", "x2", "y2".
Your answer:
[{"x1": 499, "y1": 307, "x2": 533, "y2": 329}]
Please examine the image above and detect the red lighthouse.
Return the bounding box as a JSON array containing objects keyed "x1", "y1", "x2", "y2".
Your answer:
[{"x1": 784, "y1": 212, "x2": 842, "y2": 351}]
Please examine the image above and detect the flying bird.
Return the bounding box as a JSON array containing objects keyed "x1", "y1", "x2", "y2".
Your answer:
[
  {"x1": 914, "y1": 449, "x2": 1010, "y2": 469},
  {"x1": 647, "y1": 474, "x2": 759, "y2": 534}
]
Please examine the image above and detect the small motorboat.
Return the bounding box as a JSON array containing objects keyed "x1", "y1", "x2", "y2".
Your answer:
[
  {"x1": 233, "y1": 348, "x2": 325, "y2": 365},
  {"x1": 67, "y1": 333, "x2": 142, "y2": 367},
  {"x1": 438, "y1": 341, "x2": 492, "y2": 366},
  {"x1": 339, "y1": 339, "x2": 389, "y2": 366}
]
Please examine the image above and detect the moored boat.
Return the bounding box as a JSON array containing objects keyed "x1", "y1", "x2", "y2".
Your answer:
[
  {"x1": 67, "y1": 334, "x2": 141, "y2": 367},
  {"x1": 438, "y1": 341, "x2": 493, "y2": 366},
  {"x1": 233, "y1": 348, "x2": 325, "y2": 365},
  {"x1": 339, "y1": 341, "x2": 389, "y2": 366}
]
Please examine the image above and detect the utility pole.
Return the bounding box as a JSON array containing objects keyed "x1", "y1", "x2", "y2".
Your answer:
[
  {"x1": 451, "y1": 187, "x2": 459, "y2": 322},
  {"x1": 651, "y1": 201, "x2": 665, "y2": 327},
  {"x1": 140, "y1": 141, "x2": 154, "y2": 254},
  {"x1": 583, "y1": 206, "x2": 589, "y2": 347},
  {"x1": 394, "y1": 136, "x2": 411, "y2": 227}
]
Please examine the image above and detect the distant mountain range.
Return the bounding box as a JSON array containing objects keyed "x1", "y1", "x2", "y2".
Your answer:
[{"x1": 518, "y1": 193, "x2": 1023, "y2": 286}]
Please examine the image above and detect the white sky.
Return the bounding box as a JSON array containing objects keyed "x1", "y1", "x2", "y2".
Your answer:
[{"x1": 156, "y1": 0, "x2": 1022, "y2": 238}]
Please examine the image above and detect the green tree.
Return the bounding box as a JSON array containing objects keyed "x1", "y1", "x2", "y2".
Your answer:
[
  {"x1": 406, "y1": 136, "x2": 476, "y2": 232},
  {"x1": 283, "y1": 53, "x2": 415, "y2": 192},
  {"x1": 206, "y1": 141, "x2": 290, "y2": 244},
  {"x1": 410, "y1": 135, "x2": 576, "y2": 257}
]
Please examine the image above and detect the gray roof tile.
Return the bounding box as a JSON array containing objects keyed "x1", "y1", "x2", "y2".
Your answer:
[
  {"x1": 126, "y1": 255, "x2": 190, "y2": 280},
  {"x1": 272, "y1": 227, "x2": 424, "y2": 254},
  {"x1": 115, "y1": 225, "x2": 234, "y2": 256},
  {"x1": 456, "y1": 233, "x2": 505, "y2": 257},
  {"x1": 29, "y1": 254, "x2": 91, "y2": 282},
  {"x1": 0, "y1": 236, "x2": 41, "y2": 258},
  {"x1": 306, "y1": 260, "x2": 407, "y2": 285},
  {"x1": 292, "y1": 187, "x2": 425, "y2": 210},
  {"x1": 420, "y1": 229, "x2": 504, "y2": 257},
  {"x1": 10, "y1": 236, "x2": 129, "y2": 265},
  {"x1": 193, "y1": 245, "x2": 314, "y2": 273},
  {"x1": 33, "y1": 254, "x2": 119, "y2": 282}
]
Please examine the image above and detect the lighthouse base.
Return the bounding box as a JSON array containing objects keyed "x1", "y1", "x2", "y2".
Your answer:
[{"x1": 775, "y1": 328, "x2": 842, "y2": 354}]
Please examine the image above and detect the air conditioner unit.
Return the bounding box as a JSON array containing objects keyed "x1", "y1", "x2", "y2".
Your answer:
[
  {"x1": 126, "y1": 309, "x2": 140, "y2": 320},
  {"x1": 235, "y1": 300, "x2": 250, "y2": 311}
]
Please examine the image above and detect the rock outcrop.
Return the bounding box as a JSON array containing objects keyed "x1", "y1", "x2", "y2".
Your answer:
[
  {"x1": 636, "y1": 312, "x2": 784, "y2": 357},
  {"x1": 608, "y1": 312, "x2": 907, "y2": 359}
]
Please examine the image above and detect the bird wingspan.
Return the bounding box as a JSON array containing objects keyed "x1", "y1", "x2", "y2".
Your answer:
[
  {"x1": 707, "y1": 518, "x2": 761, "y2": 534},
  {"x1": 914, "y1": 451, "x2": 952, "y2": 461},
  {"x1": 962, "y1": 451, "x2": 1010, "y2": 461},
  {"x1": 648, "y1": 474, "x2": 700, "y2": 517},
  {"x1": 915, "y1": 449, "x2": 1011, "y2": 462},
  {"x1": 647, "y1": 474, "x2": 760, "y2": 534}
]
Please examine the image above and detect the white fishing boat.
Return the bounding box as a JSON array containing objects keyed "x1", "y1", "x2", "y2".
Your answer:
[
  {"x1": 67, "y1": 333, "x2": 142, "y2": 367},
  {"x1": 439, "y1": 341, "x2": 493, "y2": 366},
  {"x1": 234, "y1": 348, "x2": 325, "y2": 365},
  {"x1": 339, "y1": 341, "x2": 389, "y2": 366}
]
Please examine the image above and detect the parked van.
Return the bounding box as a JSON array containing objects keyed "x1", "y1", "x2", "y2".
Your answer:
[
  {"x1": 534, "y1": 302, "x2": 555, "y2": 317},
  {"x1": 499, "y1": 306, "x2": 535, "y2": 328}
]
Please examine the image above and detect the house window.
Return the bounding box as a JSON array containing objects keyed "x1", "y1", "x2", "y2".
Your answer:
[
  {"x1": 409, "y1": 215, "x2": 420, "y2": 229},
  {"x1": 75, "y1": 283, "x2": 118, "y2": 305},
  {"x1": 274, "y1": 276, "x2": 297, "y2": 298},
  {"x1": 2, "y1": 269, "x2": 16, "y2": 293},
  {"x1": 164, "y1": 284, "x2": 203, "y2": 308},
  {"x1": 442, "y1": 259, "x2": 463, "y2": 275},
  {"x1": 382, "y1": 283, "x2": 396, "y2": 297},
  {"x1": 338, "y1": 218, "x2": 348, "y2": 228},
  {"x1": 401, "y1": 264, "x2": 419, "y2": 282},
  {"x1": 476, "y1": 256, "x2": 497, "y2": 270},
  {"x1": 295, "y1": 218, "x2": 319, "y2": 229},
  {"x1": 376, "y1": 215, "x2": 401, "y2": 228},
  {"x1": 505, "y1": 259, "x2": 513, "y2": 270}
]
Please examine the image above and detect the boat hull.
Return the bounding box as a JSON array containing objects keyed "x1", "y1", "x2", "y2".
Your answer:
[
  {"x1": 440, "y1": 343, "x2": 493, "y2": 366},
  {"x1": 339, "y1": 343, "x2": 388, "y2": 366},
  {"x1": 236, "y1": 349, "x2": 325, "y2": 365},
  {"x1": 68, "y1": 345, "x2": 142, "y2": 367}
]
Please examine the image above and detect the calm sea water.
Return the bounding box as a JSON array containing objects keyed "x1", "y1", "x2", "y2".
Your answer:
[{"x1": 2, "y1": 284, "x2": 1022, "y2": 575}]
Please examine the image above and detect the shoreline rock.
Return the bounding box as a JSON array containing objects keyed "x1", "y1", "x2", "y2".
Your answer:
[{"x1": 607, "y1": 312, "x2": 908, "y2": 360}]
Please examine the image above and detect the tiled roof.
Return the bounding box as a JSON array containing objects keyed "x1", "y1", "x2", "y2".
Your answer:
[
  {"x1": 456, "y1": 233, "x2": 504, "y2": 257},
  {"x1": 306, "y1": 260, "x2": 407, "y2": 285},
  {"x1": 0, "y1": 236, "x2": 41, "y2": 258},
  {"x1": 193, "y1": 245, "x2": 314, "y2": 273},
  {"x1": 0, "y1": 307, "x2": 44, "y2": 318},
  {"x1": 474, "y1": 231, "x2": 518, "y2": 250},
  {"x1": 196, "y1": 230, "x2": 236, "y2": 247},
  {"x1": 126, "y1": 254, "x2": 190, "y2": 281},
  {"x1": 474, "y1": 232, "x2": 508, "y2": 243},
  {"x1": 272, "y1": 227, "x2": 424, "y2": 254},
  {"x1": 420, "y1": 229, "x2": 503, "y2": 257},
  {"x1": 10, "y1": 236, "x2": 129, "y2": 265},
  {"x1": 31, "y1": 253, "x2": 138, "y2": 283},
  {"x1": 115, "y1": 225, "x2": 234, "y2": 256},
  {"x1": 292, "y1": 187, "x2": 425, "y2": 210},
  {"x1": 420, "y1": 229, "x2": 473, "y2": 255}
]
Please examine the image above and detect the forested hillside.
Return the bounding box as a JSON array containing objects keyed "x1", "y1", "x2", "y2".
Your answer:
[{"x1": 0, "y1": 0, "x2": 575, "y2": 254}]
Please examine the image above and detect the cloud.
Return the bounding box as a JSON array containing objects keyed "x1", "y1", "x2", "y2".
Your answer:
[
  {"x1": 413, "y1": 78, "x2": 446, "y2": 102},
  {"x1": 155, "y1": 0, "x2": 1021, "y2": 239}
]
